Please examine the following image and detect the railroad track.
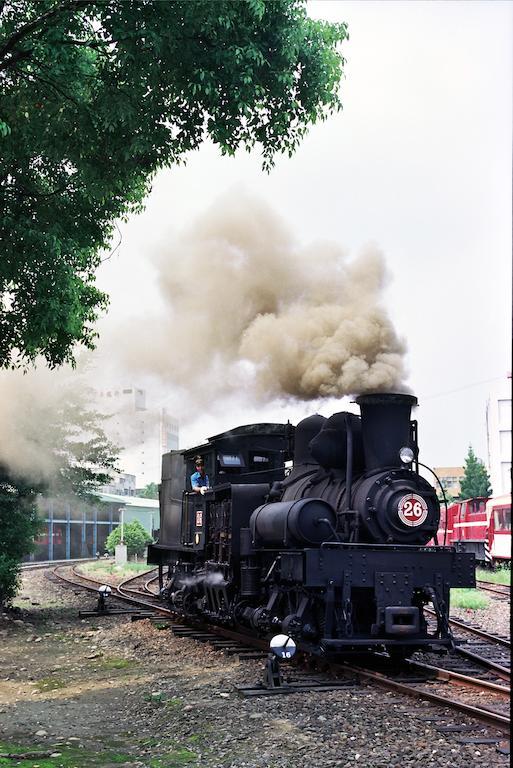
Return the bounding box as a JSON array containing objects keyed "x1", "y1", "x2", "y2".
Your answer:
[
  {"x1": 446, "y1": 616, "x2": 510, "y2": 684},
  {"x1": 334, "y1": 658, "x2": 510, "y2": 734},
  {"x1": 476, "y1": 580, "x2": 511, "y2": 599},
  {"x1": 45, "y1": 563, "x2": 511, "y2": 737},
  {"x1": 22, "y1": 557, "x2": 103, "y2": 571},
  {"x1": 424, "y1": 606, "x2": 510, "y2": 677}
]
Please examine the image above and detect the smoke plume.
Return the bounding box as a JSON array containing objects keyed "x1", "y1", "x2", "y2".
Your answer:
[
  {"x1": 114, "y1": 191, "x2": 407, "y2": 401},
  {"x1": 0, "y1": 192, "x2": 408, "y2": 480},
  {"x1": 0, "y1": 366, "x2": 116, "y2": 486}
]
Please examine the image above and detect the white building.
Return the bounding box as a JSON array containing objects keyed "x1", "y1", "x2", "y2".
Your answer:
[
  {"x1": 97, "y1": 387, "x2": 179, "y2": 486},
  {"x1": 101, "y1": 472, "x2": 137, "y2": 496},
  {"x1": 486, "y1": 376, "x2": 511, "y2": 496}
]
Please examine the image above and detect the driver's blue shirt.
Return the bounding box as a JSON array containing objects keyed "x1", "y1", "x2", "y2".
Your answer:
[{"x1": 190, "y1": 471, "x2": 209, "y2": 490}]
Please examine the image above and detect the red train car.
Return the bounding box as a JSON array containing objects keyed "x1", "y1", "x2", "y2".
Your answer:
[
  {"x1": 34, "y1": 528, "x2": 63, "y2": 547},
  {"x1": 436, "y1": 494, "x2": 511, "y2": 566},
  {"x1": 486, "y1": 494, "x2": 511, "y2": 564}
]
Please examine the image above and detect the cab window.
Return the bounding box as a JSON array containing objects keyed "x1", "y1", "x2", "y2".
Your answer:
[
  {"x1": 494, "y1": 506, "x2": 511, "y2": 532},
  {"x1": 249, "y1": 451, "x2": 271, "y2": 471}
]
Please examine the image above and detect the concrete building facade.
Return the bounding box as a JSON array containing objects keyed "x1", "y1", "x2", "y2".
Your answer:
[
  {"x1": 432, "y1": 467, "x2": 464, "y2": 498},
  {"x1": 97, "y1": 387, "x2": 179, "y2": 486},
  {"x1": 486, "y1": 377, "x2": 512, "y2": 496}
]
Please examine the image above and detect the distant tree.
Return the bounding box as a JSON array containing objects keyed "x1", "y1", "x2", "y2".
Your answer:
[
  {"x1": 46, "y1": 386, "x2": 119, "y2": 499},
  {"x1": 0, "y1": 472, "x2": 42, "y2": 607},
  {"x1": 105, "y1": 520, "x2": 153, "y2": 557},
  {"x1": 459, "y1": 445, "x2": 492, "y2": 500},
  {"x1": 436, "y1": 490, "x2": 456, "y2": 505},
  {"x1": 0, "y1": 0, "x2": 347, "y2": 370},
  {"x1": 138, "y1": 482, "x2": 159, "y2": 500}
]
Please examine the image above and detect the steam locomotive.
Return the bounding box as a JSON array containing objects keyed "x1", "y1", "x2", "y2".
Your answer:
[{"x1": 148, "y1": 393, "x2": 475, "y2": 656}]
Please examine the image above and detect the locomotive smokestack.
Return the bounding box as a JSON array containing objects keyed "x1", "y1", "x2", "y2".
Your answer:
[{"x1": 356, "y1": 393, "x2": 417, "y2": 470}]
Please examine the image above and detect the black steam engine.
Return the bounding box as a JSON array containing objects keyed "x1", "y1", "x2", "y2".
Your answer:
[{"x1": 148, "y1": 394, "x2": 475, "y2": 656}]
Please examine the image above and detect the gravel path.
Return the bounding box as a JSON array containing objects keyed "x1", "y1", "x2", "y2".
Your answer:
[{"x1": 0, "y1": 571, "x2": 509, "y2": 768}]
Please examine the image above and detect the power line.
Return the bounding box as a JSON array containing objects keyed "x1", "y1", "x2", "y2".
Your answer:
[{"x1": 422, "y1": 376, "x2": 507, "y2": 401}]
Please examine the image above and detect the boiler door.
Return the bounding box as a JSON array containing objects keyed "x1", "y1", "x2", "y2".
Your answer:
[{"x1": 352, "y1": 469, "x2": 440, "y2": 545}]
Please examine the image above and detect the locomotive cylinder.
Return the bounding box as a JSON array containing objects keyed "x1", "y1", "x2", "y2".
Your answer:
[{"x1": 250, "y1": 498, "x2": 336, "y2": 546}]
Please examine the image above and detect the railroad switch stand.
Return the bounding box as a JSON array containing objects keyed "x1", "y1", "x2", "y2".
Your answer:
[
  {"x1": 97, "y1": 590, "x2": 108, "y2": 614},
  {"x1": 237, "y1": 637, "x2": 358, "y2": 697},
  {"x1": 263, "y1": 653, "x2": 285, "y2": 689},
  {"x1": 78, "y1": 584, "x2": 134, "y2": 618}
]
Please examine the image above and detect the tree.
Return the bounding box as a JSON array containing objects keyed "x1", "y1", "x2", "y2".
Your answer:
[
  {"x1": 0, "y1": 1, "x2": 347, "y2": 370},
  {"x1": 105, "y1": 520, "x2": 153, "y2": 557},
  {"x1": 0, "y1": 383, "x2": 120, "y2": 607},
  {"x1": 436, "y1": 490, "x2": 456, "y2": 505},
  {"x1": 45, "y1": 385, "x2": 120, "y2": 499},
  {"x1": 0, "y1": 472, "x2": 42, "y2": 607},
  {"x1": 459, "y1": 445, "x2": 492, "y2": 500},
  {"x1": 138, "y1": 482, "x2": 158, "y2": 500}
]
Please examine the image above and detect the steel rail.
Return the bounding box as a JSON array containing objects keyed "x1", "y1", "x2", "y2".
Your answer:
[
  {"x1": 425, "y1": 607, "x2": 510, "y2": 649},
  {"x1": 51, "y1": 563, "x2": 175, "y2": 617},
  {"x1": 144, "y1": 574, "x2": 160, "y2": 594},
  {"x1": 50, "y1": 564, "x2": 115, "y2": 594},
  {"x1": 115, "y1": 569, "x2": 158, "y2": 597},
  {"x1": 406, "y1": 658, "x2": 510, "y2": 696},
  {"x1": 22, "y1": 558, "x2": 104, "y2": 571},
  {"x1": 450, "y1": 618, "x2": 510, "y2": 648},
  {"x1": 476, "y1": 580, "x2": 511, "y2": 597},
  {"x1": 49, "y1": 565, "x2": 511, "y2": 732},
  {"x1": 335, "y1": 662, "x2": 510, "y2": 733},
  {"x1": 455, "y1": 646, "x2": 510, "y2": 681}
]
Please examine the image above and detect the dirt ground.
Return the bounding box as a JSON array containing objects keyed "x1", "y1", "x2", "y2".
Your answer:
[{"x1": 0, "y1": 571, "x2": 509, "y2": 768}]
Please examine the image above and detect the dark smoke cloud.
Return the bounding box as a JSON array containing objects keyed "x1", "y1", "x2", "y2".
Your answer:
[{"x1": 109, "y1": 191, "x2": 408, "y2": 401}]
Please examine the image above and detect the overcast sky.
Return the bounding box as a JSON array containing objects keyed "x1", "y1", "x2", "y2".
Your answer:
[{"x1": 96, "y1": 0, "x2": 512, "y2": 472}]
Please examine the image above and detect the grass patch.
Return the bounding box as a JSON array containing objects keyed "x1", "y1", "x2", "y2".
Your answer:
[
  {"x1": 165, "y1": 697, "x2": 183, "y2": 709},
  {"x1": 99, "y1": 656, "x2": 137, "y2": 670},
  {"x1": 34, "y1": 676, "x2": 67, "y2": 692},
  {"x1": 149, "y1": 744, "x2": 197, "y2": 767},
  {"x1": 451, "y1": 588, "x2": 490, "y2": 610},
  {"x1": 476, "y1": 566, "x2": 511, "y2": 585},
  {"x1": 0, "y1": 741, "x2": 136, "y2": 767},
  {"x1": 80, "y1": 561, "x2": 154, "y2": 578}
]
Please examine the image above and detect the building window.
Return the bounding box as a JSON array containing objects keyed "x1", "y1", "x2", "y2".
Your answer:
[{"x1": 498, "y1": 399, "x2": 512, "y2": 428}]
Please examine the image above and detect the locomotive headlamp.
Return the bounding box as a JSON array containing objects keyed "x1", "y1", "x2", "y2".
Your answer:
[{"x1": 399, "y1": 447, "x2": 415, "y2": 464}]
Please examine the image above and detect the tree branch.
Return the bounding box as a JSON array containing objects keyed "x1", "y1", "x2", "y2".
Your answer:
[
  {"x1": 15, "y1": 67, "x2": 80, "y2": 107},
  {"x1": 0, "y1": 0, "x2": 91, "y2": 68},
  {"x1": 18, "y1": 184, "x2": 70, "y2": 198}
]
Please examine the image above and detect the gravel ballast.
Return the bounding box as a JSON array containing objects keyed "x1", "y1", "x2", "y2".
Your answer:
[{"x1": 0, "y1": 571, "x2": 509, "y2": 767}]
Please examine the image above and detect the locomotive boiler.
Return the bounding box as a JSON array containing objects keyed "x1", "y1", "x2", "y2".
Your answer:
[{"x1": 148, "y1": 393, "x2": 475, "y2": 656}]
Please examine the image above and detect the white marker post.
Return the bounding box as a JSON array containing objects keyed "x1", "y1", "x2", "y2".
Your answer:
[{"x1": 115, "y1": 506, "x2": 127, "y2": 565}]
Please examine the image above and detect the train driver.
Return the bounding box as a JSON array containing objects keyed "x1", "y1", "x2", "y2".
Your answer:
[{"x1": 190, "y1": 456, "x2": 210, "y2": 495}]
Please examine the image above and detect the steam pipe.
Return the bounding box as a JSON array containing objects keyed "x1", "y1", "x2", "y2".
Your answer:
[{"x1": 344, "y1": 417, "x2": 353, "y2": 511}]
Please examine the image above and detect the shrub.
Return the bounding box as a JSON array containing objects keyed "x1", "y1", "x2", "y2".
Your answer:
[
  {"x1": 0, "y1": 478, "x2": 42, "y2": 608},
  {"x1": 105, "y1": 520, "x2": 153, "y2": 557}
]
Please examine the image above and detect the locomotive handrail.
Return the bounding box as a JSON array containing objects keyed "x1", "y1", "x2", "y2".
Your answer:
[{"x1": 319, "y1": 541, "x2": 457, "y2": 551}]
